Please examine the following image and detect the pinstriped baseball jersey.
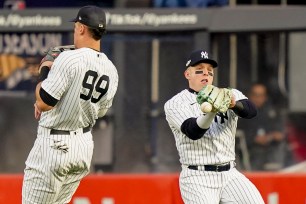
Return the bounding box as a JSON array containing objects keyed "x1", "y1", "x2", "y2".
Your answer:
[
  {"x1": 165, "y1": 88, "x2": 265, "y2": 204},
  {"x1": 23, "y1": 5, "x2": 115, "y2": 204},
  {"x1": 164, "y1": 88, "x2": 246, "y2": 166},
  {"x1": 40, "y1": 47, "x2": 118, "y2": 130},
  {"x1": 22, "y1": 48, "x2": 118, "y2": 204}
]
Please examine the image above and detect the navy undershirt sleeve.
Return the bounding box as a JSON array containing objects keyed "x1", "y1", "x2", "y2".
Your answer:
[
  {"x1": 232, "y1": 99, "x2": 257, "y2": 119},
  {"x1": 181, "y1": 117, "x2": 208, "y2": 140},
  {"x1": 39, "y1": 88, "x2": 59, "y2": 107}
]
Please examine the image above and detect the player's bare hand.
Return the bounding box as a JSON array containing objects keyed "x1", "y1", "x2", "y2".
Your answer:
[
  {"x1": 229, "y1": 95, "x2": 236, "y2": 108},
  {"x1": 34, "y1": 102, "x2": 42, "y2": 120}
]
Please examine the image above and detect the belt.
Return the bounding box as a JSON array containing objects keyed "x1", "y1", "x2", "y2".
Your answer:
[
  {"x1": 188, "y1": 163, "x2": 231, "y2": 172},
  {"x1": 50, "y1": 126, "x2": 91, "y2": 135}
]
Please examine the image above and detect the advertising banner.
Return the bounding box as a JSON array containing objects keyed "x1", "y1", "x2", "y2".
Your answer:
[{"x1": 0, "y1": 32, "x2": 70, "y2": 91}]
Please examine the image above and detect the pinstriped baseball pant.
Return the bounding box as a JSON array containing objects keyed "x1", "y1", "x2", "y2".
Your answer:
[
  {"x1": 179, "y1": 166, "x2": 265, "y2": 204},
  {"x1": 22, "y1": 126, "x2": 94, "y2": 204}
]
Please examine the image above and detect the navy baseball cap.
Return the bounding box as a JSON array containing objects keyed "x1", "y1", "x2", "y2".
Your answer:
[
  {"x1": 185, "y1": 50, "x2": 218, "y2": 68},
  {"x1": 70, "y1": 5, "x2": 106, "y2": 30}
]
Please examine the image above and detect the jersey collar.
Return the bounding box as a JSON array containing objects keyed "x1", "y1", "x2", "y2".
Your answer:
[{"x1": 188, "y1": 88, "x2": 198, "y2": 95}]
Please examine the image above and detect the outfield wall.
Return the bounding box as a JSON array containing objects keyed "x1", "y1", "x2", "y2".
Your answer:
[{"x1": 1, "y1": 173, "x2": 305, "y2": 204}]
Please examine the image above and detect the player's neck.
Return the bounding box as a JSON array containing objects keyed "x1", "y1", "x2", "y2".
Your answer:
[{"x1": 77, "y1": 39, "x2": 101, "y2": 52}]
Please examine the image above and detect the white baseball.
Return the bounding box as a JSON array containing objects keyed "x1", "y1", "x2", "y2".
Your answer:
[{"x1": 200, "y1": 102, "x2": 212, "y2": 113}]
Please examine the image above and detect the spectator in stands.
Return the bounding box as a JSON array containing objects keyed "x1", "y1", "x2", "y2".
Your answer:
[
  {"x1": 3, "y1": 0, "x2": 25, "y2": 10},
  {"x1": 153, "y1": 0, "x2": 228, "y2": 7},
  {"x1": 238, "y1": 83, "x2": 287, "y2": 171}
]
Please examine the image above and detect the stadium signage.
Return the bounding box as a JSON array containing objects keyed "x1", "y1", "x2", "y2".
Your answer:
[
  {"x1": 105, "y1": 12, "x2": 197, "y2": 27},
  {"x1": 0, "y1": 33, "x2": 62, "y2": 55},
  {"x1": 0, "y1": 8, "x2": 206, "y2": 32},
  {"x1": 0, "y1": 14, "x2": 61, "y2": 28},
  {"x1": 0, "y1": 7, "x2": 306, "y2": 32}
]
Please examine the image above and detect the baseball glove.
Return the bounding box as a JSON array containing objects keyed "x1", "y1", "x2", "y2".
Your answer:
[
  {"x1": 39, "y1": 45, "x2": 75, "y2": 68},
  {"x1": 213, "y1": 88, "x2": 232, "y2": 113},
  {"x1": 197, "y1": 85, "x2": 232, "y2": 113}
]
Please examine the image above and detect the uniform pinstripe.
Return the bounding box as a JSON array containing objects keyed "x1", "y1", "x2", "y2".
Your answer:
[
  {"x1": 22, "y1": 47, "x2": 118, "y2": 204},
  {"x1": 165, "y1": 89, "x2": 265, "y2": 204},
  {"x1": 39, "y1": 48, "x2": 118, "y2": 130}
]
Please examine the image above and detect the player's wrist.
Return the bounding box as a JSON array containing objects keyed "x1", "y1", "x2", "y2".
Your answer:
[
  {"x1": 196, "y1": 112, "x2": 217, "y2": 129},
  {"x1": 39, "y1": 61, "x2": 53, "y2": 70},
  {"x1": 38, "y1": 66, "x2": 50, "y2": 82}
]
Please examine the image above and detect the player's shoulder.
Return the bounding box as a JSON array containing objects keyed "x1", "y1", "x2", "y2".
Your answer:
[
  {"x1": 55, "y1": 48, "x2": 82, "y2": 62},
  {"x1": 164, "y1": 89, "x2": 190, "y2": 108},
  {"x1": 100, "y1": 52, "x2": 117, "y2": 68},
  {"x1": 165, "y1": 89, "x2": 188, "y2": 102},
  {"x1": 99, "y1": 52, "x2": 118, "y2": 78},
  {"x1": 58, "y1": 47, "x2": 93, "y2": 57},
  {"x1": 231, "y1": 88, "x2": 241, "y2": 95},
  {"x1": 231, "y1": 88, "x2": 247, "y2": 101}
]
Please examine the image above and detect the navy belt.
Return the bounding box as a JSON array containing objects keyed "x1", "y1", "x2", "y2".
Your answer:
[
  {"x1": 188, "y1": 163, "x2": 231, "y2": 172},
  {"x1": 50, "y1": 126, "x2": 91, "y2": 135}
]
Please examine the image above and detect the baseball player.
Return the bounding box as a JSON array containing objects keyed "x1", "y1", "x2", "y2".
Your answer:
[
  {"x1": 164, "y1": 50, "x2": 265, "y2": 204},
  {"x1": 22, "y1": 6, "x2": 119, "y2": 204}
]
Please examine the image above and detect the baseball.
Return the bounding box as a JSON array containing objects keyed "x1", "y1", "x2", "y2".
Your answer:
[{"x1": 200, "y1": 102, "x2": 212, "y2": 113}]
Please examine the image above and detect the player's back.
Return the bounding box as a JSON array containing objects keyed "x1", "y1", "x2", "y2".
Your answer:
[{"x1": 39, "y1": 47, "x2": 118, "y2": 130}]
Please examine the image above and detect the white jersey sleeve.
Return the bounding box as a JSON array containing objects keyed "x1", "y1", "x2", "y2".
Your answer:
[
  {"x1": 41, "y1": 51, "x2": 74, "y2": 100},
  {"x1": 232, "y1": 88, "x2": 247, "y2": 101},
  {"x1": 164, "y1": 90, "x2": 201, "y2": 131}
]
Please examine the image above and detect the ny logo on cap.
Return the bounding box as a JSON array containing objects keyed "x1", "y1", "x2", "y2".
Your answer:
[
  {"x1": 201, "y1": 51, "x2": 208, "y2": 59},
  {"x1": 98, "y1": 24, "x2": 104, "y2": 28},
  {"x1": 186, "y1": 60, "x2": 191, "y2": 67},
  {"x1": 78, "y1": 16, "x2": 82, "y2": 20}
]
